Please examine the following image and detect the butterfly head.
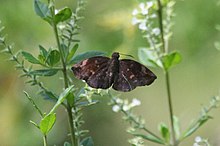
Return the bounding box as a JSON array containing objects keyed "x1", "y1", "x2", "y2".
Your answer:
[{"x1": 112, "y1": 52, "x2": 120, "y2": 59}]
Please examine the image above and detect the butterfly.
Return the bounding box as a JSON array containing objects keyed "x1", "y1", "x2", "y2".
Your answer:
[{"x1": 71, "y1": 52, "x2": 157, "y2": 92}]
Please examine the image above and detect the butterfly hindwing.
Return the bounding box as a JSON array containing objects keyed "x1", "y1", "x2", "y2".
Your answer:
[{"x1": 113, "y1": 59, "x2": 157, "y2": 92}]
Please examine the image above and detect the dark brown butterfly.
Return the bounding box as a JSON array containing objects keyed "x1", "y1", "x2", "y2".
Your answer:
[{"x1": 71, "y1": 52, "x2": 157, "y2": 92}]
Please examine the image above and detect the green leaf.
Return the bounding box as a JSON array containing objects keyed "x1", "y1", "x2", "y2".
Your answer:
[
  {"x1": 69, "y1": 51, "x2": 106, "y2": 64},
  {"x1": 64, "y1": 142, "x2": 71, "y2": 146},
  {"x1": 34, "y1": 0, "x2": 52, "y2": 24},
  {"x1": 138, "y1": 48, "x2": 163, "y2": 68},
  {"x1": 173, "y1": 116, "x2": 181, "y2": 139},
  {"x1": 66, "y1": 93, "x2": 75, "y2": 107},
  {"x1": 40, "y1": 113, "x2": 56, "y2": 135},
  {"x1": 46, "y1": 50, "x2": 60, "y2": 66},
  {"x1": 21, "y1": 51, "x2": 41, "y2": 64},
  {"x1": 161, "y1": 51, "x2": 182, "y2": 71},
  {"x1": 182, "y1": 116, "x2": 212, "y2": 140},
  {"x1": 80, "y1": 137, "x2": 94, "y2": 146},
  {"x1": 39, "y1": 45, "x2": 48, "y2": 58},
  {"x1": 49, "y1": 85, "x2": 74, "y2": 114},
  {"x1": 30, "y1": 69, "x2": 59, "y2": 76},
  {"x1": 132, "y1": 133, "x2": 165, "y2": 144},
  {"x1": 54, "y1": 7, "x2": 72, "y2": 24},
  {"x1": 158, "y1": 123, "x2": 170, "y2": 143},
  {"x1": 67, "y1": 44, "x2": 79, "y2": 62}
]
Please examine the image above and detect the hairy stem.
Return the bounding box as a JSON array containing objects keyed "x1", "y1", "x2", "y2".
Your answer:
[{"x1": 156, "y1": 0, "x2": 177, "y2": 145}]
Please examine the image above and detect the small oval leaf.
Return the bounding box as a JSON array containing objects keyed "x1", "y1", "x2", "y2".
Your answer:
[
  {"x1": 55, "y1": 7, "x2": 72, "y2": 24},
  {"x1": 30, "y1": 69, "x2": 59, "y2": 76},
  {"x1": 158, "y1": 123, "x2": 170, "y2": 142},
  {"x1": 34, "y1": 0, "x2": 52, "y2": 23},
  {"x1": 46, "y1": 50, "x2": 60, "y2": 66},
  {"x1": 161, "y1": 51, "x2": 182, "y2": 71},
  {"x1": 49, "y1": 85, "x2": 74, "y2": 114},
  {"x1": 40, "y1": 113, "x2": 56, "y2": 135},
  {"x1": 22, "y1": 51, "x2": 41, "y2": 64},
  {"x1": 67, "y1": 44, "x2": 79, "y2": 62},
  {"x1": 138, "y1": 47, "x2": 163, "y2": 68}
]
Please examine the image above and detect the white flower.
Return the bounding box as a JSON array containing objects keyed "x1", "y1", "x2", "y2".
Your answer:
[
  {"x1": 146, "y1": 1, "x2": 154, "y2": 8},
  {"x1": 193, "y1": 143, "x2": 200, "y2": 146},
  {"x1": 130, "y1": 98, "x2": 141, "y2": 107},
  {"x1": 132, "y1": 9, "x2": 139, "y2": 16},
  {"x1": 139, "y1": 21, "x2": 148, "y2": 30},
  {"x1": 55, "y1": 9, "x2": 59, "y2": 14},
  {"x1": 115, "y1": 98, "x2": 123, "y2": 104},
  {"x1": 141, "y1": 9, "x2": 148, "y2": 15},
  {"x1": 112, "y1": 105, "x2": 120, "y2": 112},
  {"x1": 139, "y1": 3, "x2": 145, "y2": 10},
  {"x1": 122, "y1": 105, "x2": 130, "y2": 111},
  {"x1": 132, "y1": 17, "x2": 141, "y2": 25},
  {"x1": 150, "y1": 14, "x2": 157, "y2": 18},
  {"x1": 58, "y1": 24, "x2": 65, "y2": 30},
  {"x1": 195, "y1": 136, "x2": 202, "y2": 143},
  {"x1": 152, "y1": 28, "x2": 160, "y2": 35}
]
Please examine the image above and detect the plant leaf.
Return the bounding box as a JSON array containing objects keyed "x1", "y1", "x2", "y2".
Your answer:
[
  {"x1": 67, "y1": 44, "x2": 79, "y2": 62},
  {"x1": 173, "y1": 116, "x2": 181, "y2": 139},
  {"x1": 39, "y1": 45, "x2": 48, "y2": 57},
  {"x1": 54, "y1": 7, "x2": 72, "y2": 24},
  {"x1": 158, "y1": 123, "x2": 170, "y2": 143},
  {"x1": 30, "y1": 69, "x2": 59, "y2": 76},
  {"x1": 80, "y1": 137, "x2": 94, "y2": 146},
  {"x1": 182, "y1": 116, "x2": 212, "y2": 140},
  {"x1": 49, "y1": 85, "x2": 74, "y2": 114},
  {"x1": 46, "y1": 50, "x2": 60, "y2": 66},
  {"x1": 40, "y1": 113, "x2": 56, "y2": 135},
  {"x1": 69, "y1": 51, "x2": 106, "y2": 64},
  {"x1": 132, "y1": 133, "x2": 165, "y2": 144},
  {"x1": 22, "y1": 51, "x2": 41, "y2": 64},
  {"x1": 34, "y1": 0, "x2": 52, "y2": 24},
  {"x1": 138, "y1": 48, "x2": 163, "y2": 68},
  {"x1": 161, "y1": 51, "x2": 182, "y2": 71}
]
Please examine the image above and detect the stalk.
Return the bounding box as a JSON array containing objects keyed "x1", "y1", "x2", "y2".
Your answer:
[
  {"x1": 156, "y1": 0, "x2": 177, "y2": 145},
  {"x1": 49, "y1": 2, "x2": 78, "y2": 146},
  {"x1": 43, "y1": 135, "x2": 48, "y2": 146}
]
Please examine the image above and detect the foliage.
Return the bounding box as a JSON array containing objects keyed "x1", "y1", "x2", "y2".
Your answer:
[
  {"x1": 1, "y1": 0, "x2": 220, "y2": 146},
  {"x1": 0, "y1": 0, "x2": 103, "y2": 146}
]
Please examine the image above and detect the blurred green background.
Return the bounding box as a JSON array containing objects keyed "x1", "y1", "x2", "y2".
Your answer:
[{"x1": 1, "y1": 0, "x2": 220, "y2": 146}]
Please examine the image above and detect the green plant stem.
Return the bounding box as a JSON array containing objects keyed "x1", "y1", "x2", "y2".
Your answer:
[
  {"x1": 43, "y1": 135, "x2": 48, "y2": 146},
  {"x1": 49, "y1": 4, "x2": 77, "y2": 146},
  {"x1": 156, "y1": 0, "x2": 177, "y2": 145},
  {"x1": 165, "y1": 71, "x2": 177, "y2": 146}
]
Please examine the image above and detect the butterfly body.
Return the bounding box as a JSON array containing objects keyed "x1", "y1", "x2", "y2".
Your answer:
[{"x1": 72, "y1": 52, "x2": 156, "y2": 92}]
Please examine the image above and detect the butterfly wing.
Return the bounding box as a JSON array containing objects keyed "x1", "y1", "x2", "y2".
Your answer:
[
  {"x1": 72, "y1": 56, "x2": 113, "y2": 89},
  {"x1": 112, "y1": 59, "x2": 157, "y2": 92}
]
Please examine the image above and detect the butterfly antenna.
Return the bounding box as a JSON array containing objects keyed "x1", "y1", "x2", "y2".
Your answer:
[{"x1": 119, "y1": 53, "x2": 135, "y2": 59}]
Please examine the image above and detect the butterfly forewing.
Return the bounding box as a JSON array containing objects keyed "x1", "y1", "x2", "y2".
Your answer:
[
  {"x1": 71, "y1": 56, "x2": 110, "y2": 81},
  {"x1": 112, "y1": 59, "x2": 157, "y2": 92}
]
